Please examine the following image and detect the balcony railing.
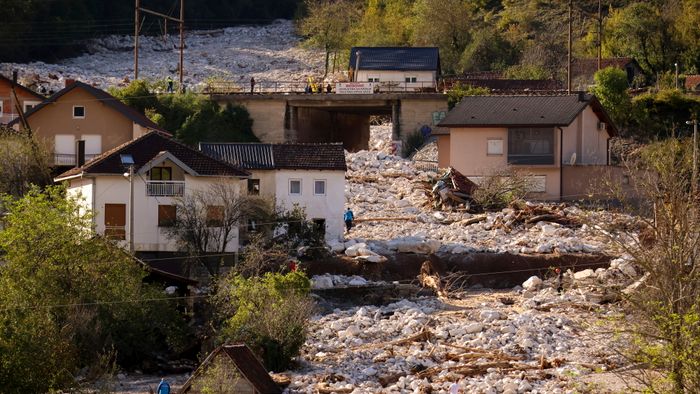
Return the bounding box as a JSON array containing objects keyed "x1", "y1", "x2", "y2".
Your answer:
[
  {"x1": 53, "y1": 153, "x2": 99, "y2": 166},
  {"x1": 146, "y1": 181, "x2": 185, "y2": 197},
  {"x1": 104, "y1": 225, "x2": 126, "y2": 240}
]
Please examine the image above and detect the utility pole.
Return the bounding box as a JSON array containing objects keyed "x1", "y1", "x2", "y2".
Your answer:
[
  {"x1": 688, "y1": 119, "x2": 698, "y2": 196},
  {"x1": 568, "y1": 0, "x2": 572, "y2": 94},
  {"x1": 598, "y1": 0, "x2": 602, "y2": 72},
  {"x1": 179, "y1": 0, "x2": 185, "y2": 92},
  {"x1": 134, "y1": 1, "x2": 185, "y2": 88},
  {"x1": 128, "y1": 164, "x2": 135, "y2": 254},
  {"x1": 134, "y1": 0, "x2": 140, "y2": 80}
]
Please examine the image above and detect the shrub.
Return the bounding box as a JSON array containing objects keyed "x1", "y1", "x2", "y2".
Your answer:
[
  {"x1": 212, "y1": 271, "x2": 313, "y2": 371},
  {"x1": 402, "y1": 130, "x2": 425, "y2": 157},
  {"x1": 446, "y1": 82, "x2": 490, "y2": 110},
  {"x1": 470, "y1": 168, "x2": 531, "y2": 211}
]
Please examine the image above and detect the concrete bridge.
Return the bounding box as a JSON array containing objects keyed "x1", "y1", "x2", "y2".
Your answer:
[{"x1": 210, "y1": 93, "x2": 449, "y2": 152}]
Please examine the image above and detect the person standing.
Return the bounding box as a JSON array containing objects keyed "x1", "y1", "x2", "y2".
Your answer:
[
  {"x1": 166, "y1": 76, "x2": 174, "y2": 93},
  {"x1": 157, "y1": 378, "x2": 170, "y2": 394},
  {"x1": 250, "y1": 76, "x2": 256, "y2": 94},
  {"x1": 344, "y1": 207, "x2": 354, "y2": 233}
]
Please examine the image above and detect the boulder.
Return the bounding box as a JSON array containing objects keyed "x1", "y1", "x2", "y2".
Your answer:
[
  {"x1": 573, "y1": 269, "x2": 595, "y2": 280},
  {"x1": 522, "y1": 276, "x2": 542, "y2": 291},
  {"x1": 312, "y1": 275, "x2": 334, "y2": 289}
]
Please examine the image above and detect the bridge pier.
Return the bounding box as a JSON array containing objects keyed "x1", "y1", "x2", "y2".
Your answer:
[
  {"x1": 285, "y1": 104, "x2": 298, "y2": 142},
  {"x1": 392, "y1": 101, "x2": 401, "y2": 141}
]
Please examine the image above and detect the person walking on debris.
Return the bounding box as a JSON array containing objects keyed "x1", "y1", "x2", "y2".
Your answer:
[
  {"x1": 166, "y1": 76, "x2": 174, "y2": 93},
  {"x1": 326, "y1": 83, "x2": 332, "y2": 93},
  {"x1": 344, "y1": 207, "x2": 354, "y2": 233},
  {"x1": 250, "y1": 76, "x2": 256, "y2": 93},
  {"x1": 157, "y1": 378, "x2": 170, "y2": 394}
]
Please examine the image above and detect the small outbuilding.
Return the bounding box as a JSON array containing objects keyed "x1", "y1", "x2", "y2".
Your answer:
[
  {"x1": 348, "y1": 47, "x2": 440, "y2": 91},
  {"x1": 179, "y1": 344, "x2": 282, "y2": 394}
]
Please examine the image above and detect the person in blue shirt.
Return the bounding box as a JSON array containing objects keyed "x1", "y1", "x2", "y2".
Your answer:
[
  {"x1": 157, "y1": 378, "x2": 170, "y2": 394},
  {"x1": 344, "y1": 207, "x2": 354, "y2": 233}
]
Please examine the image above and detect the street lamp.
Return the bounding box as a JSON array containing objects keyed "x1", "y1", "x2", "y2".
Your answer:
[
  {"x1": 675, "y1": 63, "x2": 679, "y2": 89},
  {"x1": 687, "y1": 119, "x2": 698, "y2": 195},
  {"x1": 120, "y1": 154, "x2": 135, "y2": 253}
]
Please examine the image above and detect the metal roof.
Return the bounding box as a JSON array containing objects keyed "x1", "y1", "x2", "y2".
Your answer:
[
  {"x1": 349, "y1": 47, "x2": 440, "y2": 72},
  {"x1": 200, "y1": 142, "x2": 347, "y2": 171}
]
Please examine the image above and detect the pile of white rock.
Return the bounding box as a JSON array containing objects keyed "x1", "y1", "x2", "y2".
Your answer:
[
  {"x1": 287, "y1": 274, "x2": 625, "y2": 393},
  {"x1": 311, "y1": 274, "x2": 381, "y2": 290},
  {"x1": 2, "y1": 20, "x2": 324, "y2": 92}
]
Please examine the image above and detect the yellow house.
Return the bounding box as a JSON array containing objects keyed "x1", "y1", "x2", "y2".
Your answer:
[
  {"x1": 10, "y1": 80, "x2": 166, "y2": 167},
  {"x1": 436, "y1": 94, "x2": 619, "y2": 200}
]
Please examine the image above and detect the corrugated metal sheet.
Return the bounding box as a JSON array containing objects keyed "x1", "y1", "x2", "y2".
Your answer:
[
  {"x1": 349, "y1": 47, "x2": 440, "y2": 72},
  {"x1": 200, "y1": 143, "x2": 275, "y2": 169},
  {"x1": 201, "y1": 143, "x2": 347, "y2": 171}
]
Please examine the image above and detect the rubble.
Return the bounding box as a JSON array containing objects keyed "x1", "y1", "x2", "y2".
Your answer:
[{"x1": 1, "y1": 20, "x2": 325, "y2": 92}]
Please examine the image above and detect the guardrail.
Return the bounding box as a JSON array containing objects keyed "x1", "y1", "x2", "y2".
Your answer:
[
  {"x1": 53, "y1": 153, "x2": 99, "y2": 166},
  {"x1": 146, "y1": 181, "x2": 185, "y2": 197},
  {"x1": 205, "y1": 80, "x2": 440, "y2": 95}
]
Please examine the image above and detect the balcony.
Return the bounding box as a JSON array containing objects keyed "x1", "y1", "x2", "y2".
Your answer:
[
  {"x1": 54, "y1": 153, "x2": 99, "y2": 166},
  {"x1": 146, "y1": 181, "x2": 185, "y2": 197}
]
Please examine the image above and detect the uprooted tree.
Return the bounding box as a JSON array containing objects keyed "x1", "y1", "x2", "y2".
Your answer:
[{"x1": 604, "y1": 138, "x2": 700, "y2": 391}]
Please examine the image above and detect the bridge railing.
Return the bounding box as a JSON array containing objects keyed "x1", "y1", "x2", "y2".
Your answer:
[{"x1": 205, "y1": 80, "x2": 441, "y2": 95}]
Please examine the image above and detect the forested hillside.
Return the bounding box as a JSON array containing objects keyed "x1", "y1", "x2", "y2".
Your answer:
[
  {"x1": 0, "y1": 0, "x2": 301, "y2": 62},
  {"x1": 299, "y1": 0, "x2": 700, "y2": 79}
]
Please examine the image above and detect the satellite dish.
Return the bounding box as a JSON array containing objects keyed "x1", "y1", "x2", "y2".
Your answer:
[{"x1": 569, "y1": 152, "x2": 577, "y2": 166}]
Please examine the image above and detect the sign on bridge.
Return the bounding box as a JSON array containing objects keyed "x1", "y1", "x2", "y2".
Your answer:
[{"x1": 336, "y1": 82, "x2": 374, "y2": 94}]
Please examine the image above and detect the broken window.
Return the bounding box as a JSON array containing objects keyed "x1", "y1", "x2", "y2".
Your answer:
[{"x1": 247, "y1": 179, "x2": 260, "y2": 195}]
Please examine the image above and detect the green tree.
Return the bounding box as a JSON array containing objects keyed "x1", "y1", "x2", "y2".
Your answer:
[
  {"x1": 459, "y1": 28, "x2": 517, "y2": 72},
  {"x1": 604, "y1": 2, "x2": 680, "y2": 77},
  {"x1": 0, "y1": 186, "x2": 187, "y2": 392},
  {"x1": 212, "y1": 271, "x2": 313, "y2": 371},
  {"x1": 447, "y1": 83, "x2": 490, "y2": 109},
  {"x1": 590, "y1": 66, "x2": 631, "y2": 130},
  {"x1": 631, "y1": 90, "x2": 700, "y2": 139},
  {"x1": 0, "y1": 129, "x2": 51, "y2": 198},
  {"x1": 299, "y1": 0, "x2": 360, "y2": 77}
]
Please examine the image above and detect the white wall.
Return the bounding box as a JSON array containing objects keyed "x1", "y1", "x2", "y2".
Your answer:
[
  {"x1": 79, "y1": 174, "x2": 243, "y2": 253},
  {"x1": 273, "y1": 169, "x2": 345, "y2": 241},
  {"x1": 356, "y1": 70, "x2": 436, "y2": 90}
]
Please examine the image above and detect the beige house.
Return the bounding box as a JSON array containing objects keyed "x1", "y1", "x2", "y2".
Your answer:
[
  {"x1": 436, "y1": 94, "x2": 620, "y2": 200},
  {"x1": 10, "y1": 80, "x2": 166, "y2": 166}
]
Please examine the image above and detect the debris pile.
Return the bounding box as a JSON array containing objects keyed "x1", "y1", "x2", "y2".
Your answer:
[
  {"x1": 287, "y1": 284, "x2": 625, "y2": 393},
  {"x1": 1, "y1": 20, "x2": 325, "y2": 92},
  {"x1": 343, "y1": 124, "x2": 634, "y2": 257}
]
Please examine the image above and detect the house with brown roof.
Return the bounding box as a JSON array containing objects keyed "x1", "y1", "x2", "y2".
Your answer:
[
  {"x1": 436, "y1": 94, "x2": 624, "y2": 200},
  {"x1": 0, "y1": 74, "x2": 45, "y2": 124},
  {"x1": 10, "y1": 80, "x2": 166, "y2": 167},
  {"x1": 571, "y1": 57, "x2": 644, "y2": 89},
  {"x1": 685, "y1": 75, "x2": 700, "y2": 92},
  {"x1": 54, "y1": 131, "x2": 249, "y2": 254},
  {"x1": 179, "y1": 344, "x2": 282, "y2": 394},
  {"x1": 200, "y1": 142, "x2": 347, "y2": 241}
]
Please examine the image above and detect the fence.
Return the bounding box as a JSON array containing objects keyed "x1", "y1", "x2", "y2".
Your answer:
[
  {"x1": 205, "y1": 80, "x2": 440, "y2": 95},
  {"x1": 414, "y1": 160, "x2": 440, "y2": 173}
]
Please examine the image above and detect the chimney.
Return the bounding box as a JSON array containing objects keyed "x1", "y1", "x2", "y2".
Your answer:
[
  {"x1": 76, "y1": 140, "x2": 85, "y2": 167},
  {"x1": 65, "y1": 78, "x2": 76, "y2": 88}
]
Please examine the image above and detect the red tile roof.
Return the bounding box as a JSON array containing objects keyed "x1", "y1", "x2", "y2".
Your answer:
[
  {"x1": 55, "y1": 131, "x2": 249, "y2": 180},
  {"x1": 686, "y1": 75, "x2": 700, "y2": 91}
]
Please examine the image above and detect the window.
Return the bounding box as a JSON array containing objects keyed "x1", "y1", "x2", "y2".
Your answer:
[
  {"x1": 104, "y1": 203, "x2": 126, "y2": 240},
  {"x1": 405, "y1": 76, "x2": 417, "y2": 83},
  {"x1": 289, "y1": 179, "x2": 301, "y2": 195},
  {"x1": 150, "y1": 167, "x2": 172, "y2": 181},
  {"x1": 247, "y1": 179, "x2": 260, "y2": 195},
  {"x1": 73, "y1": 106, "x2": 85, "y2": 119},
  {"x1": 487, "y1": 139, "x2": 504, "y2": 155},
  {"x1": 54, "y1": 134, "x2": 76, "y2": 165},
  {"x1": 206, "y1": 205, "x2": 224, "y2": 227},
  {"x1": 368, "y1": 77, "x2": 380, "y2": 82},
  {"x1": 314, "y1": 180, "x2": 326, "y2": 195},
  {"x1": 81, "y1": 134, "x2": 102, "y2": 158},
  {"x1": 247, "y1": 219, "x2": 259, "y2": 232},
  {"x1": 158, "y1": 205, "x2": 176, "y2": 227},
  {"x1": 23, "y1": 100, "x2": 40, "y2": 112},
  {"x1": 508, "y1": 128, "x2": 555, "y2": 165}
]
